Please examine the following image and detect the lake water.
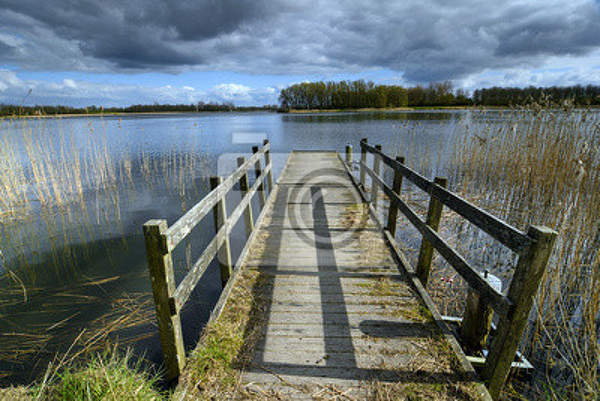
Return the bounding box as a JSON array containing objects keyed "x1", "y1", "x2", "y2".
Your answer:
[{"x1": 0, "y1": 110, "x2": 471, "y2": 384}]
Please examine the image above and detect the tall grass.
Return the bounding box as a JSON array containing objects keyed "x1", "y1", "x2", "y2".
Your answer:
[
  {"x1": 0, "y1": 116, "x2": 209, "y2": 384},
  {"x1": 447, "y1": 101, "x2": 599, "y2": 399},
  {"x1": 0, "y1": 117, "x2": 208, "y2": 283}
]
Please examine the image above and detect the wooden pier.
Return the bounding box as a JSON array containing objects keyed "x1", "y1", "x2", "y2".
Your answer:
[{"x1": 144, "y1": 140, "x2": 556, "y2": 400}]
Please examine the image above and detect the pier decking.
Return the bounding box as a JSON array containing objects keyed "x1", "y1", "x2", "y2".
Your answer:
[
  {"x1": 236, "y1": 151, "x2": 489, "y2": 399},
  {"x1": 148, "y1": 141, "x2": 556, "y2": 400}
]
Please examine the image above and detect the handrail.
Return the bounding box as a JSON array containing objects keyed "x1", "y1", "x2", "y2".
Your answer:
[
  {"x1": 361, "y1": 160, "x2": 510, "y2": 316},
  {"x1": 360, "y1": 140, "x2": 531, "y2": 253},
  {"x1": 352, "y1": 139, "x2": 557, "y2": 401},
  {"x1": 165, "y1": 143, "x2": 270, "y2": 251},
  {"x1": 143, "y1": 140, "x2": 273, "y2": 381},
  {"x1": 171, "y1": 162, "x2": 271, "y2": 312}
]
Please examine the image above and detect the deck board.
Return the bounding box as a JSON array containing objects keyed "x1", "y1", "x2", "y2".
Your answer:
[{"x1": 194, "y1": 151, "x2": 490, "y2": 399}]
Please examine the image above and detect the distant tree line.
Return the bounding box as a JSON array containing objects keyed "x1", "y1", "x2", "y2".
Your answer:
[
  {"x1": 279, "y1": 81, "x2": 600, "y2": 110},
  {"x1": 278, "y1": 80, "x2": 411, "y2": 110},
  {"x1": 278, "y1": 80, "x2": 472, "y2": 110},
  {"x1": 0, "y1": 102, "x2": 278, "y2": 117},
  {"x1": 472, "y1": 85, "x2": 600, "y2": 106},
  {"x1": 3, "y1": 83, "x2": 600, "y2": 117}
]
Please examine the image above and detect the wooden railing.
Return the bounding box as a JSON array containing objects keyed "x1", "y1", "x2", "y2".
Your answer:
[
  {"x1": 351, "y1": 138, "x2": 557, "y2": 400},
  {"x1": 142, "y1": 141, "x2": 273, "y2": 380}
]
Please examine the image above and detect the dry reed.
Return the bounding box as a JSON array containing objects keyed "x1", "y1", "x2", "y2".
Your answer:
[{"x1": 446, "y1": 101, "x2": 599, "y2": 399}]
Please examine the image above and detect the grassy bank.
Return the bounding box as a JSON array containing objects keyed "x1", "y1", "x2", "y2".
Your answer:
[{"x1": 0, "y1": 348, "x2": 165, "y2": 401}]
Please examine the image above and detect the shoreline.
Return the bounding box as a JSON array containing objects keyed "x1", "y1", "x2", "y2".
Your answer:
[
  {"x1": 286, "y1": 105, "x2": 480, "y2": 113},
  {"x1": 0, "y1": 110, "x2": 277, "y2": 119},
  {"x1": 5, "y1": 104, "x2": 598, "y2": 119}
]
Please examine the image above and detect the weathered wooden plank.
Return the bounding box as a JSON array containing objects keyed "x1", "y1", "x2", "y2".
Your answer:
[
  {"x1": 237, "y1": 157, "x2": 254, "y2": 238},
  {"x1": 261, "y1": 291, "x2": 410, "y2": 305},
  {"x1": 254, "y1": 349, "x2": 414, "y2": 369},
  {"x1": 416, "y1": 177, "x2": 448, "y2": 286},
  {"x1": 254, "y1": 269, "x2": 405, "y2": 279},
  {"x1": 266, "y1": 311, "x2": 421, "y2": 326},
  {"x1": 172, "y1": 163, "x2": 272, "y2": 311},
  {"x1": 242, "y1": 371, "x2": 363, "y2": 388},
  {"x1": 258, "y1": 336, "x2": 420, "y2": 353},
  {"x1": 264, "y1": 323, "x2": 435, "y2": 339},
  {"x1": 482, "y1": 226, "x2": 557, "y2": 400},
  {"x1": 166, "y1": 143, "x2": 269, "y2": 251},
  {"x1": 142, "y1": 220, "x2": 185, "y2": 381},
  {"x1": 361, "y1": 141, "x2": 531, "y2": 252}
]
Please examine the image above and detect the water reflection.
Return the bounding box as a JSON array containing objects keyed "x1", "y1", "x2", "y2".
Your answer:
[
  {"x1": 0, "y1": 110, "x2": 468, "y2": 384},
  {"x1": 281, "y1": 110, "x2": 458, "y2": 123}
]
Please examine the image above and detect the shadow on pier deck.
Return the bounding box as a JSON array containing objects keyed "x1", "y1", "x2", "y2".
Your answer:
[{"x1": 145, "y1": 142, "x2": 555, "y2": 400}]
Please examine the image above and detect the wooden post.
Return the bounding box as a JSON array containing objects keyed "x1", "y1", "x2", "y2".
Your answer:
[
  {"x1": 263, "y1": 139, "x2": 274, "y2": 193},
  {"x1": 386, "y1": 156, "x2": 405, "y2": 236},
  {"x1": 482, "y1": 225, "x2": 557, "y2": 400},
  {"x1": 359, "y1": 138, "x2": 367, "y2": 189},
  {"x1": 416, "y1": 177, "x2": 447, "y2": 286},
  {"x1": 210, "y1": 177, "x2": 233, "y2": 287},
  {"x1": 370, "y1": 144, "x2": 382, "y2": 209},
  {"x1": 345, "y1": 144, "x2": 352, "y2": 165},
  {"x1": 252, "y1": 146, "x2": 266, "y2": 209},
  {"x1": 237, "y1": 157, "x2": 254, "y2": 238},
  {"x1": 460, "y1": 271, "x2": 494, "y2": 353},
  {"x1": 143, "y1": 219, "x2": 185, "y2": 380}
]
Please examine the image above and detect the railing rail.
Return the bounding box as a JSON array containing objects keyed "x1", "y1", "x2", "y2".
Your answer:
[
  {"x1": 143, "y1": 140, "x2": 273, "y2": 381},
  {"x1": 165, "y1": 144, "x2": 269, "y2": 251},
  {"x1": 353, "y1": 138, "x2": 557, "y2": 400},
  {"x1": 360, "y1": 161, "x2": 511, "y2": 316},
  {"x1": 360, "y1": 141, "x2": 532, "y2": 253}
]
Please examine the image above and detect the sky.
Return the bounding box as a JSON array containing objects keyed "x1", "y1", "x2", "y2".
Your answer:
[{"x1": 1, "y1": 0, "x2": 600, "y2": 107}]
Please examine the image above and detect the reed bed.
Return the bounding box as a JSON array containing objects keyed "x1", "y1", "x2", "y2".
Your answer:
[
  {"x1": 0, "y1": 116, "x2": 210, "y2": 385},
  {"x1": 430, "y1": 102, "x2": 599, "y2": 400},
  {"x1": 376, "y1": 104, "x2": 598, "y2": 399}
]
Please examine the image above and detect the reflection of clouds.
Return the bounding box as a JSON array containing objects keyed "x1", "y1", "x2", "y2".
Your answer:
[{"x1": 0, "y1": 117, "x2": 211, "y2": 282}]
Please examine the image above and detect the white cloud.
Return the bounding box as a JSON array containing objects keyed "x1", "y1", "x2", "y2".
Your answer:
[
  {"x1": 0, "y1": 71, "x2": 278, "y2": 106},
  {"x1": 212, "y1": 83, "x2": 252, "y2": 101},
  {"x1": 63, "y1": 79, "x2": 77, "y2": 89},
  {"x1": 2, "y1": 0, "x2": 600, "y2": 84}
]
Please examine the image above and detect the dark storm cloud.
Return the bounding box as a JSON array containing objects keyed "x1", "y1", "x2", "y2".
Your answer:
[
  {"x1": 493, "y1": 2, "x2": 600, "y2": 57},
  {"x1": 0, "y1": 0, "x2": 278, "y2": 68},
  {"x1": 1, "y1": 0, "x2": 600, "y2": 81}
]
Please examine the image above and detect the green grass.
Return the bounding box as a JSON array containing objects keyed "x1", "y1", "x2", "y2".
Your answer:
[
  {"x1": 174, "y1": 268, "x2": 269, "y2": 400},
  {"x1": 49, "y1": 353, "x2": 162, "y2": 400},
  {"x1": 0, "y1": 348, "x2": 166, "y2": 401}
]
